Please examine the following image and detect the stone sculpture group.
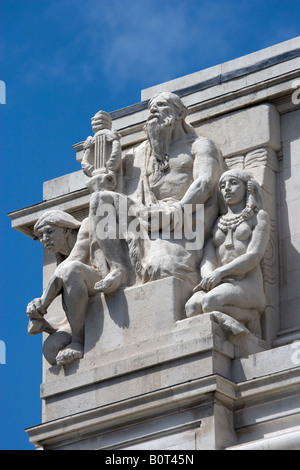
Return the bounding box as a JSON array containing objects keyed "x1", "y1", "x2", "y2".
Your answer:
[{"x1": 26, "y1": 92, "x2": 270, "y2": 367}]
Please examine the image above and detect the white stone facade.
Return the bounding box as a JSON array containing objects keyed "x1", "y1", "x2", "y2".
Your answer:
[{"x1": 9, "y1": 37, "x2": 300, "y2": 450}]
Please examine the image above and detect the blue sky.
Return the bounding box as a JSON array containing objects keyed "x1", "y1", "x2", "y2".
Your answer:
[{"x1": 0, "y1": 0, "x2": 299, "y2": 450}]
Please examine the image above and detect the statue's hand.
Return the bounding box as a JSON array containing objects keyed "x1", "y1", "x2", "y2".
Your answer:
[
  {"x1": 81, "y1": 162, "x2": 94, "y2": 177},
  {"x1": 199, "y1": 268, "x2": 223, "y2": 291},
  {"x1": 26, "y1": 298, "x2": 47, "y2": 320},
  {"x1": 139, "y1": 205, "x2": 162, "y2": 231},
  {"x1": 139, "y1": 204, "x2": 182, "y2": 232},
  {"x1": 83, "y1": 136, "x2": 94, "y2": 149}
]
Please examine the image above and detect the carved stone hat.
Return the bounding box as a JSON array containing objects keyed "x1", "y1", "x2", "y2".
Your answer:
[{"x1": 33, "y1": 210, "x2": 81, "y2": 236}]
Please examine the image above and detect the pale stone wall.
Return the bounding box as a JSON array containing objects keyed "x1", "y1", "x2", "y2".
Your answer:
[{"x1": 277, "y1": 108, "x2": 300, "y2": 338}]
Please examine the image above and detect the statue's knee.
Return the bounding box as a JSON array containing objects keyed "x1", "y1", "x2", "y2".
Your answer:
[
  {"x1": 90, "y1": 190, "x2": 114, "y2": 214},
  {"x1": 56, "y1": 260, "x2": 83, "y2": 281},
  {"x1": 185, "y1": 294, "x2": 203, "y2": 317},
  {"x1": 202, "y1": 292, "x2": 220, "y2": 313}
]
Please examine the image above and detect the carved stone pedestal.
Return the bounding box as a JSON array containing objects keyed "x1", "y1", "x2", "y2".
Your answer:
[{"x1": 25, "y1": 277, "x2": 269, "y2": 450}]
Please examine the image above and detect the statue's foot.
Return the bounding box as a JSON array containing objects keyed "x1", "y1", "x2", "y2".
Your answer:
[
  {"x1": 211, "y1": 311, "x2": 250, "y2": 337},
  {"x1": 185, "y1": 291, "x2": 205, "y2": 318},
  {"x1": 28, "y1": 318, "x2": 46, "y2": 335},
  {"x1": 94, "y1": 267, "x2": 127, "y2": 294},
  {"x1": 55, "y1": 341, "x2": 84, "y2": 367}
]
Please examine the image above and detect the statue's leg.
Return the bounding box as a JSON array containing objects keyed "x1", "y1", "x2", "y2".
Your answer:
[
  {"x1": 89, "y1": 191, "x2": 130, "y2": 293},
  {"x1": 185, "y1": 290, "x2": 205, "y2": 317},
  {"x1": 54, "y1": 261, "x2": 100, "y2": 366},
  {"x1": 41, "y1": 274, "x2": 64, "y2": 310},
  {"x1": 201, "y1": 282, "x2": 262, "y2": 336}
]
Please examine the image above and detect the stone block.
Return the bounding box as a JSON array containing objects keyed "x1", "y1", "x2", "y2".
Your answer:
[
  {"x1": 195, "y1": 104, "x2": 280, "y2": 158},
  {"x1": 141, "y1": 38, "x2": 300, "y2": 101},
  {"x1": 281, "y1": 108, "x2": 300, "y2": 143},
  {"x1": 232, "y1": 343, "x2": 300, "y2": 382},
  {"x1": 43, "y1": 170, "x2": 88, "y2": 200},
  {"x1": 28, "y1": 373, "x2": 238, "y2": 450},
  {"x1": 41, "y1": 279, "x2": 240, "y2": 423},
  {"x1": 84, "y1": 277, "x2": 192, "y2": 356}
]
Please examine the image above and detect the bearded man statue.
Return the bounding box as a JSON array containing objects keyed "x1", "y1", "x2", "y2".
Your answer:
[{"x1": 87, "y1": 91, "x2": 225, "y2": 293}]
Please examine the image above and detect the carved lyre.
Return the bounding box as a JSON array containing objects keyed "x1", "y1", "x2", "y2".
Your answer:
[{"x1": 81, "y1": 110, "x2": 122, "y2": 192}]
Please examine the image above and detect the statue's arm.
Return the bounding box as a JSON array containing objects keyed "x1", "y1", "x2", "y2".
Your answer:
[
  {"x1": 105, "y1": 132, "x2": 122, "y2": 173},
  {"x1": 81, "y1": 136, "x2": 94, "y2": 176},
  {"x1": 200, "y1": 236, "x2": 218, "y2": 278},
  {"x1": 180, "y1": 138, "x2": 222, "y2": 207},
  {"x1": 64, "y1": 217, "x2": 90, "y2": 264},
  {"x1": 193, "y1": 236, "x2": 218, "y2": 293}
]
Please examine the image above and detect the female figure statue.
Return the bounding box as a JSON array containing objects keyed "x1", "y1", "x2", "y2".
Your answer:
[{"x1": 185, "y1": 169, "x2": 270, "y2": 337}]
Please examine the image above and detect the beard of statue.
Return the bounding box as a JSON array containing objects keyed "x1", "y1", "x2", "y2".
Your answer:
[{"x1": 145, "y1": 114, "x2": 175, "y2": 172}]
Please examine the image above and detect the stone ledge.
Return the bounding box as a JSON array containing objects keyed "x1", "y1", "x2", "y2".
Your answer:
[
  {"x1": 141, "y1": 37, "x2": 300, "y2": 101},
  {"x1": 227, "y1": 428, "x2": 300, "y2": 450},
  {"x1": 41, "y1": 328, "x2": 234, "y2": 421},
  {"x1": 27, "y1": 374, "x2": 236, "y2": 450},
  {"x1": 232, "y1": 366, "x2": 300, "y2": 445},
  {"x1": 235, "y1": 366, "x2": 300, "y2": 402},
  {"x1": 43, "y1": 278, "x2": 231, "y2": 382},
  {"x1": 41, "y1": 276, "x2": 271, "y2": 413},
  {"x1": 232, "y1": 343, "x2": 300, "y2": 382},
  {"x1": 8, "y1": 187, "x2": 90, "y2": 238},
  {"x1": 40, "y1": 329, "x2": 232, "y2": 399},
  {"x1": 28, "y1": 365, "x2": 300, "y2": 449}
]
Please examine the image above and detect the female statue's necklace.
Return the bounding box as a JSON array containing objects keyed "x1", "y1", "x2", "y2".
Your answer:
[{"x1": 217, "y1": 206, "x2": 254, "y2": 248}]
